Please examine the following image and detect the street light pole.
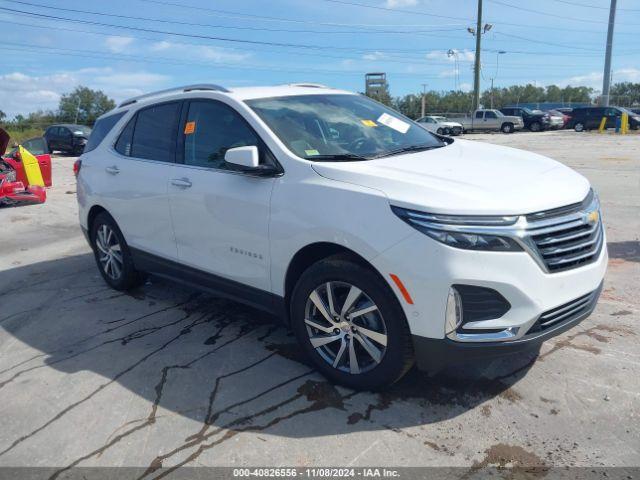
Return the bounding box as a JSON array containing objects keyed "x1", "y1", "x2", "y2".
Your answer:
[
  {"x1": 473, "y1": 0, "x2": 483, "y2": 111},
  {"x1": 421, "y1": 83, "x2": 428, "y2": 118},
  {"x1": 601, "y1": 0, "x2": 617, "y2": 107}
]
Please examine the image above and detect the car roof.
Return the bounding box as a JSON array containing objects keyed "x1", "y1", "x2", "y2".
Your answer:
[
  {"x1": 113, "y1": 83, "x2": 354, "y2": 112},
  {"x1": 49, "y1": 124, "x2": 90, "y2": 129}
]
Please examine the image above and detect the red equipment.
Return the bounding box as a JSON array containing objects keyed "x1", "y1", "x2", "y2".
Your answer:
[{"x1": 0, "y1": 128, "x2": 48, "y2": 206}]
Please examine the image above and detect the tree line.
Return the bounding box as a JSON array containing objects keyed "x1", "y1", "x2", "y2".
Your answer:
[
  {"x1": 368, "y1": 82, "x2": 640, "y2": 119},
  {"x1": 0, "y1": 86, "x2": 116, "y2": 131}
]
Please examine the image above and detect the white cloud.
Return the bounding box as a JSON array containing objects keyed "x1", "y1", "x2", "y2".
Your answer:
[
  {"x1": 362, "y1": 51, "x2": 386, "y2": 61},
  {"x1": 384, "y1": 0, "x2": 418, "y2": 7},
  {"x1": 559, "y1": 68, "x2": 640, "y2": 89},
  {"x1": 0, "y1": 68, "x2": 170, "y2": 119},
  {"x1": 459, "y1": 83, "x2": 472, "y2": 92},
  {"x1": 105, "y1": 36, "x2": 134, "y2": 53},
  {"x1": 426, "y1": 49, "x2": 475, "y2": 62},
  {"x1": 147, "y1": 40, "x2": 249, "y2": 63}
]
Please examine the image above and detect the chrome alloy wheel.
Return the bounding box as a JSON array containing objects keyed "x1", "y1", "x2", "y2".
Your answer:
[
  {"x1": 95, "y1": 224, "x2": 123, "y2": 280},
  {"x1": 304, "y1": 281, "x2": 388, "y2": 374}
]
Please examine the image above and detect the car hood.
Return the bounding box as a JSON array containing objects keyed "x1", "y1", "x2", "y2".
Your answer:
[{"x1": 311, "y1": 139, "x2": 591, "y2": 215}]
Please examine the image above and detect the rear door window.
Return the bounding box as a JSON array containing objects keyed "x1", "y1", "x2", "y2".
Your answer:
[
  {"x1": 84, "y1": 112, "x2": 126, "y2": 153},
  {"x1": 130, "y1": 102, "x2": 181, "y2": 162}
]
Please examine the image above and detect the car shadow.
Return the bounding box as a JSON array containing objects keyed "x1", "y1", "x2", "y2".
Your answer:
[
  {"x1": 0, "y1": 253, "x2": 536, "y2": 464},
  {"x1": 607, "y1": 240, "x2": 640, "y2": 263}
]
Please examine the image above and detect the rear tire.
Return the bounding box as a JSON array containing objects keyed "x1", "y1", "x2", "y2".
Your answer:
[
  {"x1": 436, "y1": 128, "x2": 444, "y2": 135},
  {"x1": 90, "y1": 212, "x2": 145, "y2": 291},
  {"x1": 574, "y1": 122, "x2": 585, "y2": 132},
  {"x1": 290, "y1": 256, "x2": 414, "y2": 390},
  {"x1": 529, "y1": 121, "x2": 541, "y2": 132}
]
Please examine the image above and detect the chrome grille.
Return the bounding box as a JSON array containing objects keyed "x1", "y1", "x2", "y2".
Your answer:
[{"x1": 524, "y1": 192, "x2": 604, "y2": 273}]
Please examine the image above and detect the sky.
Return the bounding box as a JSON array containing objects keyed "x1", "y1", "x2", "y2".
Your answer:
[{"x1": 0, "y1": 0, "x2": 639, "y2": 118}]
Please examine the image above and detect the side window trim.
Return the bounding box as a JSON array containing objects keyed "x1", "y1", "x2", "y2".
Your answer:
[
  {"x1": 113, "y1": 100, "x2": 183, "y2": 163},
  {"x1": 178, "y1": 98, "x2": 283, "y2": 174}
]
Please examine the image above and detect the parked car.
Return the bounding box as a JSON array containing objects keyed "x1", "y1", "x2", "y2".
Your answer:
[
  {"x1": 500, "y1": 107, "x2": 550, "y2": 132},
  {"x1": 77, "y1": 84, "x2": 607, "y2": 389},
  {"x1": 44, "y1": 124, "x2": 92, "y2": 155},
  {"x1": 545, "y1": 109, "x2": 568, "y2": 129},
  {"x1": 566, "y1": 106, "x2": 640, "y2": 132},
  {"x1": 631, "y1": 108, "x2": 640, "y2": 115},
  {"x1": 448, "y1": 109, "x2": 524, "y2": 133},
  {"x1": 416, "y1": 115, "x2": 463, "y2": 135}
]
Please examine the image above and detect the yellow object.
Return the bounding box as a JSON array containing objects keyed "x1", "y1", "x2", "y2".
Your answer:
[
  {"x1": 184, "y1": 121, "x2": 196, "y2": 135},
  {"x1": 598, "y1": 117, "x2": 607, "y2": 133},
  {"x1": 19, "y1": 145, "x2": 45, "y2": 187},
  {"x1": 304, "y1": 149, "x2": 319, "y2": 156},
  {"x1": 361, "y1": 119, "x2": 377, "y2": 127},
  {"x1": 621, "y1": 112, "x2": 629, "y2": 134}
]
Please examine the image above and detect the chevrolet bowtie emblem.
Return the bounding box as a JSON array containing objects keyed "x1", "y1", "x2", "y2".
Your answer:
[{"x1": 586, "y1": 210, "x2": 599, "y2": 224}]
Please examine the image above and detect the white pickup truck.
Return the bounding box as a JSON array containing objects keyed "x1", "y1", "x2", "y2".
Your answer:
[{"x1": 449, "y1": 109, "x2": 524, "y2": 134}]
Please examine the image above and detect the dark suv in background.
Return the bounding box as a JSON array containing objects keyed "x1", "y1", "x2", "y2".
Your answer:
[
  {"x1": 566, "y1": 107, "x2": 640, "y2": 132},
  {"x1": 500, "y1": 107, "x2": 550, "y2": 132},
  {"x1": 44, "y1": 124, "x2": 92, "y2": 155}
]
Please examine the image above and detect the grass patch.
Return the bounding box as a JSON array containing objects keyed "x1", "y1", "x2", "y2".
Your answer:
[{"x1": 1, "y1": 127, "x2": 44, "y2": 148}]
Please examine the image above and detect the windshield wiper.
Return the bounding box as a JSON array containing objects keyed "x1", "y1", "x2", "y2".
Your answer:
[
  {"x1": 372, "y1": 143, "x2": 445, "y2": 159},
  {"x1": 305, "y1": 153, "x2": 368, "y2": 162}
]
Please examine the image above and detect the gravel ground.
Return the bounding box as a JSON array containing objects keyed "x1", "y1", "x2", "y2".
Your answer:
[{"x1": 0, "y1": 130, "x2": 638, "y2": 475}]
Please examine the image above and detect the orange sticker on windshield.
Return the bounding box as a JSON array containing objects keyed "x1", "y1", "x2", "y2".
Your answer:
[
  {"x1": 361, "y1": 119, "x2": 377, "y2": 127},
  {"x1": 184, "y1": 121, "x2": 196, "y2": 134}
]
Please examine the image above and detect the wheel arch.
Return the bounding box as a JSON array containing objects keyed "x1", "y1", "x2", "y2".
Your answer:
[
  {"x1": 87, "y1": 204, "x2": 109, "y2": 234},
  {"x1": 283, "y1": 242, "x2": 385, "y2": 323}
]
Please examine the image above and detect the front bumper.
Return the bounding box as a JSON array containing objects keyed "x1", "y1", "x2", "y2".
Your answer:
[{"x1": 412, "y1": 281, "x2": 602, "y2": 373}]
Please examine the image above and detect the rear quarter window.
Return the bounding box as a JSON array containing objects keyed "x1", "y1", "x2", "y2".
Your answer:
[{"x1": 84, "y1": 112, "x2": 127, "y2": 153}]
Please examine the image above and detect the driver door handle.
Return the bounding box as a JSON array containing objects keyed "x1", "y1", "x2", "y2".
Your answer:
[
  {"x1": 171, "y1": 178, "x2": 192, "y2": 188},
  {"x1": 105, "y1": 166, "x2": 120, "y2": 175}
]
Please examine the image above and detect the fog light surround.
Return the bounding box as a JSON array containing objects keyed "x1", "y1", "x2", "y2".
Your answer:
[{"x1": 445, "y1": 287, "x2": 463, "y2": 335}]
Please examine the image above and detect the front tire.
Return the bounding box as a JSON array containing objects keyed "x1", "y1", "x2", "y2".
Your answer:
[
  {"x1": 436, "y1": 128, "x2": 444, "y2": 135},
  {"x1": 501, "y1": 123, "x2": 515, "y2": 134},
  {"x1": 290, "y1": 256, "x2": 414, "y2": 390},
  {"x1": 90, "y1": 212, "x2": 144, "y2": 291},
  {"x1": 529, "y1": 121, "x2": 541, "y2": 132}
]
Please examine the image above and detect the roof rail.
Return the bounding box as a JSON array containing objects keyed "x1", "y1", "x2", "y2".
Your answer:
[
  {"x1": 118, "y1": 84, "x2": 230, "y2": 108},
  {"x1": 286, "y1": 83, "x2": 330, "y2": 89}
]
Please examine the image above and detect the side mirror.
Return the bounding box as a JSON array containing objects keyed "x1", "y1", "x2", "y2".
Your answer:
[{"x1": 224, "y1": 146, "x2": 259, "y2": 169}]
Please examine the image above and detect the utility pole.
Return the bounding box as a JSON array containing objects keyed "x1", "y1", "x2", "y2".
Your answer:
[
  {"x1": 421, "y1": 83, "x2": 428, "y2": 118},
  {"x1": 473, "y1": 0, "x2": 483, "y2": 111},
  {"x1": 600, "y1": 0, "x2": 617, "y2": 107},
  {"x1": 74, "y1": 97, "x2": 81, "y2": 124}
]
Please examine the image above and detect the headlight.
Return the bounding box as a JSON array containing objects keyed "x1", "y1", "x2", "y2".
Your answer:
[{"x1": 391, "y1": 206, "x2": 523, "y2": 252}]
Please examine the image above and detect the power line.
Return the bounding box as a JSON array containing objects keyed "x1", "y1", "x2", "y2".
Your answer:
[
  {"x1": 4, "y1": 20, "x2": 617, "y2": 70},
  {"x1": 487, "y1": 0, "x2": 640, "y2": 25},
  {"x1": 0, "y1": 6, "x2": 461, "y2": 54},
  {"x1": 318, "y1": 0, "x2": 473, "y2": 22},
  {"x1": 136, "y1": 0, "x2": 467, "y2": 28},
  {"x1": 493, "y1": 32, "x2": 601, "y2": 52},
  {"x1": 0, "y1": 0, "x2": 468, "y2": 35},
  {"x1": 3, "y1": 4, "x2": 636, "y2": 59},
  {"x1": 555, "y1": 0, "x2": 639, "y2": 12},
  {"x1": 135, "y1": 0, "x2": 637, "y2": 34}
]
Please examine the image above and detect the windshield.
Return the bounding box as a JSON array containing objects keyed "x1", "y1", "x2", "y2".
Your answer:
[{"x1": 246, "y1": 94, "x2": 444, "y2": 160}]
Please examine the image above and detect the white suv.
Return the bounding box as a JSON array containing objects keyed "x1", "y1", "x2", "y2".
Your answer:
[{"x1": 77, "y1": 83, "x2": 607, "y2": 389}]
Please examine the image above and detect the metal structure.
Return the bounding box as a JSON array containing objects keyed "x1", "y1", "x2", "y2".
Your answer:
[{"x1": 365, "y1": 73, "x2": 388, "y2": 97}]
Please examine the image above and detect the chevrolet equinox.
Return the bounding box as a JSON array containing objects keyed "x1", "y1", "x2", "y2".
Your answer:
[{"x1": 76, "y1": 84, "x2": 607, "y2": 389}]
